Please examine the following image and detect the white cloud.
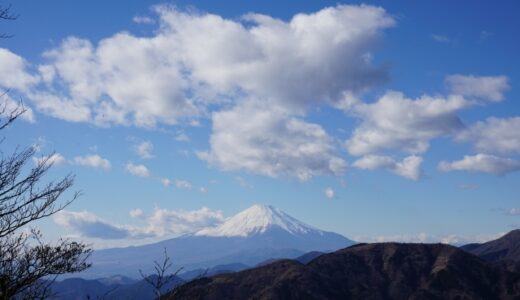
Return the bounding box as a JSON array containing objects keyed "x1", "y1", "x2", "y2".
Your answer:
[
  {"x1": 33, "y1": 153, "x2": 66, "y2": 166},
  {"x1": 134, "y1": 141, "x2": 154, "y2": 159},
  {"x1": 175, "y1": 180, "x2": 192, "y2": 190},
  {"x1": 54, "y1": 211, "x2": 132, "y2": 240},
  {"x1": 27, "y1": 91, "x2": 91, "y2": 123},
  {"x1": 199, "y1": 187, "x2": 207, "y2": 193},
  {"x1": 72, "y1": 154, "x2": 111, "y2": 170},
  {"x1": 324, "y1": 187, "x2": 335, "y2": 199},
  {"x1": 438, "y1": 154, "x2": 520, "y2": 176},
  {"x1": 55, "y1": 207, "x2": 225, "y2": 240},
  {"x1": 353, "y1": 155, "x2": 422, "y2": 180},
  {"x1": 455, "y1": 117, "x2": 520, "y2": 155},
  {"x1": 12, "y1": 4, "x2": 393, "y2": 127},
  {"x1": 345, "y1": 91, "x2": 468, "y2": 155},
  {"x1": 508, "y1": 208, "x2": 520, "y2": 216},
  {"x1": 129, "y1": 208, "x2": 144, "y2": 218},
  {"x1": 159, "y1": 4, "x2": 394, "y2": 111},
  {"x1": 0, "y1": 48, "x2": 39, "y2": 91},
  {"x1": 199, "y1": 101, "x2": 347, "y2": 181},
  {"x1": 160, "y1": 178, "x2": 172, "y2": 187},
  {"x1": 445, "y1": 74, "x2": 509, "y2": 102},
  {"x1": 355, "y1": 231, "x2": 505, "y2": 245},
  {"x1": 126, "y1": 162, "x2": 151, "y2": 177},
  {"x1": 142, "y1": 207, "x2": 224, "y2": 237},
  {"x1": 37, "y1": 35, "x2": 196, "y2": 127}
]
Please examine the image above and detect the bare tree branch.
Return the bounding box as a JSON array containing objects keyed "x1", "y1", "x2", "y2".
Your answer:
[
  {"x1": 139, "y1": 248, "x2": 183, "y2": 299},
  {"x1": 0, "y1": 94, "x2": 91, "y2": 298}
]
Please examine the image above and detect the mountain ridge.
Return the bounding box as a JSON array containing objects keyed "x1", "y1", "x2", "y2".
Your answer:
[{"x1": 169, "y1": 242, "x2": 520, "y2": 299}]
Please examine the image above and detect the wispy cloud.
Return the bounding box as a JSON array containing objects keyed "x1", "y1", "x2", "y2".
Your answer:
[
  {"x1": 175, "y1": 180, "x2": 192, "y2": 190},
  {"x1": 355, "y1": 231, "x2": 506, "y2": 245},
  {"x1": 439, "y1": 154, "x2": 520, "y2": 176},
  {"x1": 55, "y1": 207, "x2": 225, "y2": 240},
  {"x1": 431, "y1": 34, "x2": 451, "y2": 43}
]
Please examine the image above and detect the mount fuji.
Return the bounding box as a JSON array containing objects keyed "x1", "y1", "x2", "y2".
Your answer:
[{"x1": 80, "y1": 204, "x2": 355, "y2": 279}]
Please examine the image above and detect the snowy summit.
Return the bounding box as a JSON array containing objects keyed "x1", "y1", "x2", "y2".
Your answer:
[{"x1": 195, "y1": 204, "x2": 322, "y2": 237}]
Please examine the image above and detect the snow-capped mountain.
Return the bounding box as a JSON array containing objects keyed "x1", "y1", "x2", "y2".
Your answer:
[
  {"x1": 196, "y1": 204, "x2": 323, "y2": 237},
  {"x1": 80, "y1": 204, "x2": 355, "y2": 279}
]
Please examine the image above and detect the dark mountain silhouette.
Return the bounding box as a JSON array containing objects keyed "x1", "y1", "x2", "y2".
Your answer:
[
  {"x1": 295, "y1": 251, "x2": 324, "y2": 264},
  {"x1": 179, "y1": 263, "x2": 250, "y2": 281},
  {"x1": 169, "y1": 243, "x2": 520, "y2": 300},
  {"x1": 461, "y1": 229, "x2": 520, "y2": 262}
]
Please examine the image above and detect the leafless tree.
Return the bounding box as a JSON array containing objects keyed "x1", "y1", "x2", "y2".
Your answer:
[
  {"x1": 0, "y1": 4, "x2": 17, "y2": 38},
  {"x1": 139, "y1": 248, "x2": 183, "y2": 299},
  {"x1": 0, "y1": 95, "x2": 92, "y2": 299}
]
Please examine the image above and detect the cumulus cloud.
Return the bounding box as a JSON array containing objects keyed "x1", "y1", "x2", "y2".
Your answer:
[
  {"x1": 445, "y1": 74, "x2": 509, "y2": 102},
  {"x1": 33, "y1": 153, "x2": 66, "y2": 166},
  {"x1": 134, "y1": 141, "x2": 154, "y2": 159},
  {"x1": 126, "y1": 162, "x2": 151, "y2": 177},
  {"x1": 324, "y1": 187, "x2": 335, "y2": 199},
  {"x1": 438, "y1": 154, "x2": 520, "y2": 176},
  {"x1": 199, "y1": 101, "x2": 347, "y2": 181},
  {"x1": 0, "y1": 48, "x2": 39, "y2": 91},
  {"x1": 54, "y1": 211, "x2": 132, "y2": 239},
  {"x1": 72, "y1": 154, "x2": 111, "y2": 170},
  {"x1": 159, "y1": 5, "x2": 394, "y2": 111},
  {"x1": 142, "y1": 206, "x2": 224, "y2": 237},
  {"x1": 345, "y1": 91, "x2": 468, "y2": 155},
  {"x1": 353, "y1": 155, "x2": 423, "y2": 180},
  {"x1": 11, "y1": 4, "x2": 393, "y2": 127},
  {"x1": 455, "y1": 117, "x2": 520, "y2": 155},
  {"x1": 54, "y1": 207, "x2": 225, "y2": 239}
]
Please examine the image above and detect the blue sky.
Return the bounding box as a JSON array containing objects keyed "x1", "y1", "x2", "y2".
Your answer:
[{"x1": 1, "y1": 0, "x2": 520, "y2": 248}]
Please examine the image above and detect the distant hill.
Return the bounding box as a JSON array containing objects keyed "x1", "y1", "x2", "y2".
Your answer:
[
  {"x1": 461, "y1": 229, "x2": 520, "y2": 262},
  {"x1": 82, "y1": 204, "x2": 354, "y2": 278},
  {"x1": 169, "y1": 243, "x2": 520, "y2": 299},
  {"x1": 51, "y1": 275, "x2": 183, "y2": 299}
]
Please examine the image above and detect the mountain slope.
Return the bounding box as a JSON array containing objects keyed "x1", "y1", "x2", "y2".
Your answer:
[
  {"x1": 169, "y1": 243, "x2": 520, "y2": 300},
  {"x1": 82, "y1": 204, "x2": 354, "y2": 278},
  {"x1": 461, "y1": 230, "x2": 520, "y2": 262}
]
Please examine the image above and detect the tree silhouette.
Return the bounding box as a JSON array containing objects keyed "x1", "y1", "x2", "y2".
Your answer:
[{"x1": 0, "y1": 6, "x2": 92, "y2": 297}]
